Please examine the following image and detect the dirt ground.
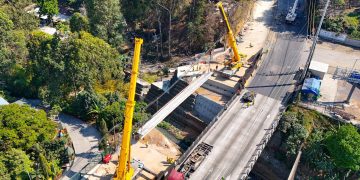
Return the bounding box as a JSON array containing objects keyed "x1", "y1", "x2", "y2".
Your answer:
[
  {"x1": 318, "y1": 74, "x2": 360, "y2": 122},
  {"x1": 87, "y1": 128, "x2": 181, "y2": 180},
  {"x1": 310, "y1": 41, "x2": 360, "y2": 70}
]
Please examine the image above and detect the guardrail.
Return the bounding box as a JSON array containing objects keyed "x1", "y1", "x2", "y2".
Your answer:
[
  {"x1": 239, "y1": 90, "x2": 293, "y2": 179},
  {"x1": 175, "y1": 86, "x2": 241, "y2": 168},
  {"x1": 239, "y1": 106, "x2": 286, "y2": 179}
]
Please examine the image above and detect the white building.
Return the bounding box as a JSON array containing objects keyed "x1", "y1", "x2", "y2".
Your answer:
[{"x1": 309, "y1": 61, "x2": 329, "y2": 79}]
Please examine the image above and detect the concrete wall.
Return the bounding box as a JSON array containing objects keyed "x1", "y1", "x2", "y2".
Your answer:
[
  {"x1": 202, "y1": 79, "x2": 236, "y2": 97},
  {"x1": 319, "y1": 29, "x2": 360, "y2": 48},
  {"x1": 194, "y1": 95, "x2": 223, "y2": 124}
]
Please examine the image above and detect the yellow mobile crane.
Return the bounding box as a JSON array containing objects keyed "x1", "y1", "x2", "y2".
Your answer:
[
  {"x1": 114, "y1": 38, "x2": 143, "y2": 180},
  {"x1": 216, "y1": 1, "x2": 245, "y2": 70}
]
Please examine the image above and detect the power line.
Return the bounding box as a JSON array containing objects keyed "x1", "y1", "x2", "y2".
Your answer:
[{"x1": 299, "y1": 0, "x2": 331, "y2": 83}]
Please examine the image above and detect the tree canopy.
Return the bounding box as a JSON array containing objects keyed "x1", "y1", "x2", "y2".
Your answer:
[
  {"x1": 0, "y1": 104, "x2": 56, "y2": 151},
  {"x1": 37, "y1": 0, "x2": 59, "y2": 21},
  {"x1": 325, "y1": 125, "x2": 360, "y2": 171},
  {"x1": 70, "y1": 12, "x2": 89, "y2": 32},
  {"x1": 85, "y1": 0, "x2": 125, "y2": 48},
  {"x1": 0, "y1": 148, "x2": 34, "y2": 179}
]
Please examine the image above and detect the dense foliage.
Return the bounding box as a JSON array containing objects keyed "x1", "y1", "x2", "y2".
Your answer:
[
  {"x1": 0, "y1": 104, "x2": 56, "y2": 151},
  {"x1": 0, "y1": 104, "x2": 68, "y2": 179},
  {"x1": 323, "y1": 11, "x2": 360, "y2": 40},
  {"x1": 325, "y1": 125, "x2": 360, "y2": 171},
  {"x1": 277, "y1": 106, "x2": 360, "y2": 178},
  {"x1": 85, "y1": 0, "x2": 125, "y2": 49}
]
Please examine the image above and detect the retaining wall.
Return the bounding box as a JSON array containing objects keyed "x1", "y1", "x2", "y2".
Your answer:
[
  {"x1": 194, "y1": 95, "x2": 223, "y2": 124},
  {"x1": 319, "y1": 29, "x2": 360, "y2": 48}
]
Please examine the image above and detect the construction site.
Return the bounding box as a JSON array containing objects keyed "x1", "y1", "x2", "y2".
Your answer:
[
  {"x1": 1, "y1": 0, "x2": 360, "y2": 179},
  {"x1": 63, "y1": 0, "x2": 360, "y2": 179}
]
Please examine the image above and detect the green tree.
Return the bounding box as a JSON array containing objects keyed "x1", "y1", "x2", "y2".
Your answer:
[
  {"x1": 303, "y1": 129, "x2": 338, "y2": 177},
  {"x1": 37, "y1": 0, "x2": 59, "y2": 23},
  {"x1": 70, "y1": 13, "x2": 89, "y2": 32},
  {"x1": 121, "y1": 0, "x2": 151, "y2": 27},
  {"x1": 49, "y1": 105, "x2": 62, "y2": 118},
  {"x1": 64, "y1": 32, "x2": 123, "y2": 93},
  {"x1": 99, "y1": 119, "x2": 108, "y2": 135},
  {"x1": 27, "y1": 31, "x2": 65, "y2": 99},
  {"x1": 85, "y1": 0, "x2": 125, "y2": 48},
  {"x1": 0, "y1": 160, "x2": 10, "y2": 180},
  {"x1": 285, "y1": 123, "x2": 307, "y2": 156},
  {"x1": 279, "y1": 111, "x2": 298, "y2": 133},
  {"x1": 325, "y1": 125, "x2": 360, "y2": 171},
  {"x1": 67, "y1": 90, "x2": 107, "y2": 121},
  {"x1": 0, "y1": 148, "x2": 34, "y2": 179},
  {"x1": 98, "y1": 100, "x2": 149, "y2": 130},
  {"x1": 0, "y1": 10, "x2": 14, "y2": 78},
  {"x1": 98, "y1": 101, "x2": 125, "y2": 129},
  {"x1": 0, "y1": 0, "x2": 39, "y2": 31},
  {"x1": 0, "y1": 104, "x2": 56, "y2": 151},
  {"x1": 186, "y1": 0, "x2": 209, "y2": 52},
  {"x1": 0, "y1": 11, "x2": 30, "y2": 97},
  {"x1": 39, "y1": 153, "x2": 52, "y2": 179}
]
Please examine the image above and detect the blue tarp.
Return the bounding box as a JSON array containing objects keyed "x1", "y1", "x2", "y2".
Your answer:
[{"x1": 302, "y1": 78, "x2": 321, "y2": 96}]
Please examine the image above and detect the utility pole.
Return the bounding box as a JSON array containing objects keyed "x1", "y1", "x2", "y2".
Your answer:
[
  {"x1": 300, "y1": 0, "x2": 331, "y2": 83},
  {"x1": 155, "y1": 2, "x2": 172, "y2": 59}
]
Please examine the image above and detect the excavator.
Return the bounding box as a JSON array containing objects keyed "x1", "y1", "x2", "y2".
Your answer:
[
  {"x1": 114, "y1": 38, "x2": 143, "y2": 180},
  {"x1": 216, "y1": 1, "x2": 246, "y2": 77}
]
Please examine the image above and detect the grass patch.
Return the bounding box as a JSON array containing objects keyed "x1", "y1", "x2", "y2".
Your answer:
[
  {"x1": 158, "y1": 121, "x2": 185, "y2": 140},
  {"x1": 287, "y1": 105, "x2": 336, "y2": 133},
  {"x1": 141, "y1": 73, "x2": 158, "y2": 83}
]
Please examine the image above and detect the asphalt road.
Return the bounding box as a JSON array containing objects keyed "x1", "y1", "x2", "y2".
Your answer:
[
  {"x1": 187, "y1": 0, "x2": 309, "y2": 178},
  {"x1": 248, "y1": 0, "x2": 308, "y2": 100}
]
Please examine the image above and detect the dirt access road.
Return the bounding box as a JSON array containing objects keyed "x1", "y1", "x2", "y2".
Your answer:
[{"x1": 86, "y1": 128, "x2": 181, "y2": 180}]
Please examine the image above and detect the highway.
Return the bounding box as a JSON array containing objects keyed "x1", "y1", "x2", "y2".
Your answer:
[{"x1": 185, "y1": 0, "x2": 308, "y2": 178}]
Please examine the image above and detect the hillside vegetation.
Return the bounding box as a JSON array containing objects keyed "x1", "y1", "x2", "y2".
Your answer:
[{"x1": 276, "y1": 105, "x2": 360, "y2": 179}]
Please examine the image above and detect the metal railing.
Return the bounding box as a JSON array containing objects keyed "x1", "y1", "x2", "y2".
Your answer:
[
  {"x1": 175, "y1": 89, "x2": 241, "y2": 168},
  {"x1": 239, "y1": 106, "x2": 286, "y2": 179}
]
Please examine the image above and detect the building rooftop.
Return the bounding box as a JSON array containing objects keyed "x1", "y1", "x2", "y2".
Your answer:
[
  {"x1": 310, "y1": 60, "x2": 329, "y2": 73},
  {"x1": 0, "y1": 97, "x2": 9, "y2": 106}
]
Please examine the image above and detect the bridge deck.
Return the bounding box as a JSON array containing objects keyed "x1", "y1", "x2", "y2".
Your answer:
[
  {"x1": 137, "y1": 72, "x2": 213, "y2": 138},
  {"x1": 188, "y1": 94, "x2": 282, "y2": 180}
]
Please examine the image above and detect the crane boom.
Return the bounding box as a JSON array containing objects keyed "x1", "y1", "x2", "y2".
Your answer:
[
  {"x1": 286, "y1": 0, "x2": 299, "y2": 22},
  {"x1": 114, "y1": 38, "x2": 143, "y2": 180},
  {"x1": 216, "y1": 2, "x2": 241, "y2": 64}
]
